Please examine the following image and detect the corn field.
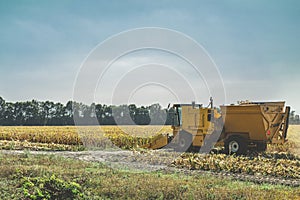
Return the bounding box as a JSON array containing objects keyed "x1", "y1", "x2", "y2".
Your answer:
[
  {"x1": 0, "y1": 126, "x2": 172, "y2": 150},
  {"x1": 172, "y1": 152, "x2": 300, "y2": 179}
]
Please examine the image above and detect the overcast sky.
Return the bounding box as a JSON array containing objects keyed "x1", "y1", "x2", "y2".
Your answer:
[{"x1": 0, "y1": 1, "x2": 299, "y2": 111}]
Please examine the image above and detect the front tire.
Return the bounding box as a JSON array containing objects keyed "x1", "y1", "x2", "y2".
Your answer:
[{"x1": 225, "y1": 136, "x2": 247, "y2": 155}]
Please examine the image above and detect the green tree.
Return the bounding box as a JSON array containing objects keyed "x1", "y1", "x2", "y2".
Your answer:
[
  {"x1": 134, "y1": 106, "x2": 150, "y2": 125},
  {"x1": 0, "y1": 97, "x2": 5, "y2": 122},
  {"x1": 149, "y1": 103, "x2": 167, "y2": 125}
]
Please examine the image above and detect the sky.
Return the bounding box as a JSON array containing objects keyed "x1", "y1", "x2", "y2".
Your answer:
[{"x1": 0, "y1": 0, "x2": 299, "y2": 111}]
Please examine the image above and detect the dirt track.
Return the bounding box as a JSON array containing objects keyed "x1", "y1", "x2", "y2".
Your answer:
[{"x1": 1, "y1": 149, "x2": 300, "y2": 187}]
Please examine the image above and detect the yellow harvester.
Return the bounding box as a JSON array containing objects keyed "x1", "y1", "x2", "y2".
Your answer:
[{"x1": 146, "y1": 99, "x2": 290, "y2": 154}]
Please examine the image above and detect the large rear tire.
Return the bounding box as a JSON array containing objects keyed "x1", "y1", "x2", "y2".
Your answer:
[{"x1": 225, "y1": 136, "x2": 247, "y2": 155}]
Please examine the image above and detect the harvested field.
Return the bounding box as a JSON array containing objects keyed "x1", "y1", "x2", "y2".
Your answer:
[
  {"x1": 0, "y1": 125, "x2": 300, "y2": 189},
  {"x1": 0, "y1": 126, "x2": 172, "y2": 150}
]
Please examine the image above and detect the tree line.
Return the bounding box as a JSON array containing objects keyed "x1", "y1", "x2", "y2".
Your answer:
[
  {"x1": 289, "y1": 111, "x2": 300, "y2": 125},
  {"x1": 0, "y1": 97, "x2": 174, "y2": 126},
  {"x1": 0, "y1": 96, "x2": 299, "y2": 126}
]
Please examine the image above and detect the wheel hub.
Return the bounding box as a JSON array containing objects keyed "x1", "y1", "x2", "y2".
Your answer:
[{"x1": 229, "y1": 141, "x2": 239, "y2": 153}]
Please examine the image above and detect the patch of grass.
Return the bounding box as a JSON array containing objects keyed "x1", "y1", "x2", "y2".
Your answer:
[
  {"x1": 21, "y1": 174, "x2": 83, "y2": 200},
  {"x1": 0, "y1": 153, "x2": 299, "y2": 200}
]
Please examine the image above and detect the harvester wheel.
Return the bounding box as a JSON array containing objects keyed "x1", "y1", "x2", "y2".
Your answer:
[
  {"x1": 225, "y1": 136, "x2": 247, "y2": 155},
  {"x1": 174, "y1": 131, "x2": 192, "y2": 152}
]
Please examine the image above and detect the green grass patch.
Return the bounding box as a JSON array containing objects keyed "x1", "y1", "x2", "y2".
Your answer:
[{"x1": 0, "y1": 152, "x2": 299, "y2": 200}]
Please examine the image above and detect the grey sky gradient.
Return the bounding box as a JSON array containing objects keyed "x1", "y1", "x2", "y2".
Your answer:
[{"x1": 0, "y1": 1, "x2": 299, "y2": 111}]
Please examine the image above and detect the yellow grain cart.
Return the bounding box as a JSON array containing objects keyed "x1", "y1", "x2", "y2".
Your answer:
[{"x1": 220, "y1": 101, "x2": 290, "y2": 154}]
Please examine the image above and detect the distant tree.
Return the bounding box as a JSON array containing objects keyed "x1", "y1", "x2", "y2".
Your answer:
[
  {"x1": 64, "y1": 101, "x2": 74, "y2": 125},
  {"x1": 295, "y1": 115, "x2": 300, "y2": 124},
  {"x1": 14, "y1": 102, "x2": 27, "y2": 125},
  {"x1": 49, "y1": 102, "x2": 65, "y2": 125},
  {"x1": 149, "y1": 103, "x2": 167, "y2": 125},
  {"x1": 290, "y1": 111, "x2": 295, "y2": 123},
  {"x1": 23, "y1": 100, "x2": 40, "y2": 125},
  {"x1": 134, "y1": 106, "x2": 150, "y2": 125},
  {"x1": 0, "y1": 97, "x2": 5, "y2": 121},
  {"x1": 100, "y1": 105, "x2": 115, "y2": 125},
  {"x1": 128, "y1": 104, "x2": 137, "y2": 123},
  {"x1": 112, "y1": 105, "x2": 134, "y2": 125},
  {"x1": 289, "y1": 110, "x2": 300, "y2": 125},
  {"x1": 2, "y1": 102, "x2": 14, "y2": 125}
]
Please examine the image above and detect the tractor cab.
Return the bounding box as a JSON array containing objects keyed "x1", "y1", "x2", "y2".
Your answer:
[{"x1": 169, "y1": 99, "x2": 222, "y2": 151}]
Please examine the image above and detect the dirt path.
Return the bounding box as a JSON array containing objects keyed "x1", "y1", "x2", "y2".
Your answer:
[
  {"x1": 1, "y1": 149, "x2": 300, "y2": 187},
  {"x1": 1, "y1": 149, "x2": 176, "y2": 171}
]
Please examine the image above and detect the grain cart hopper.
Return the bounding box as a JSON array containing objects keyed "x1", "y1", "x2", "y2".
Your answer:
[
  {"x1": 219, "y1": 101, "x2": 290, "y2": 154},
  {"x1": 146, "y1": 99, "x2": 290, "y2": 154}
]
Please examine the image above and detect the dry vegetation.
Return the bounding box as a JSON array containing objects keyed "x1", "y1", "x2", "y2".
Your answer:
[
  {"x1": 172, "y1": 152, "x2": 300, "y2": 180},
  {"x1": 172, "y1": 125, "x2": 300, "y2": 181},
  {"x1": 287, "y1": 125, "x2": 300, "y2": 155},
  {"x1": 0, "y1": 124, "x2": 299, "y2": 153},
  {"x1": 0, "y1": 125, "x2": 299, "y2": 199},
  {"x1": 0, "y1": 153, "x2": 299, "y2": 200},
  {"x1": 266, "y1": 125, "x2": 300, "y2": 155},
  {"x1": 0, "y1": 126, "x2": 172, "y2": 150},
  {"x1": 0, "y1": 125, "x2": 298, "y2": 153}
]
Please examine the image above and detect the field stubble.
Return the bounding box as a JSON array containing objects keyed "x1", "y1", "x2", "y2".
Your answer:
[{"x1": 0, "y1": 125, "x2": 299, "y2": 187}]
